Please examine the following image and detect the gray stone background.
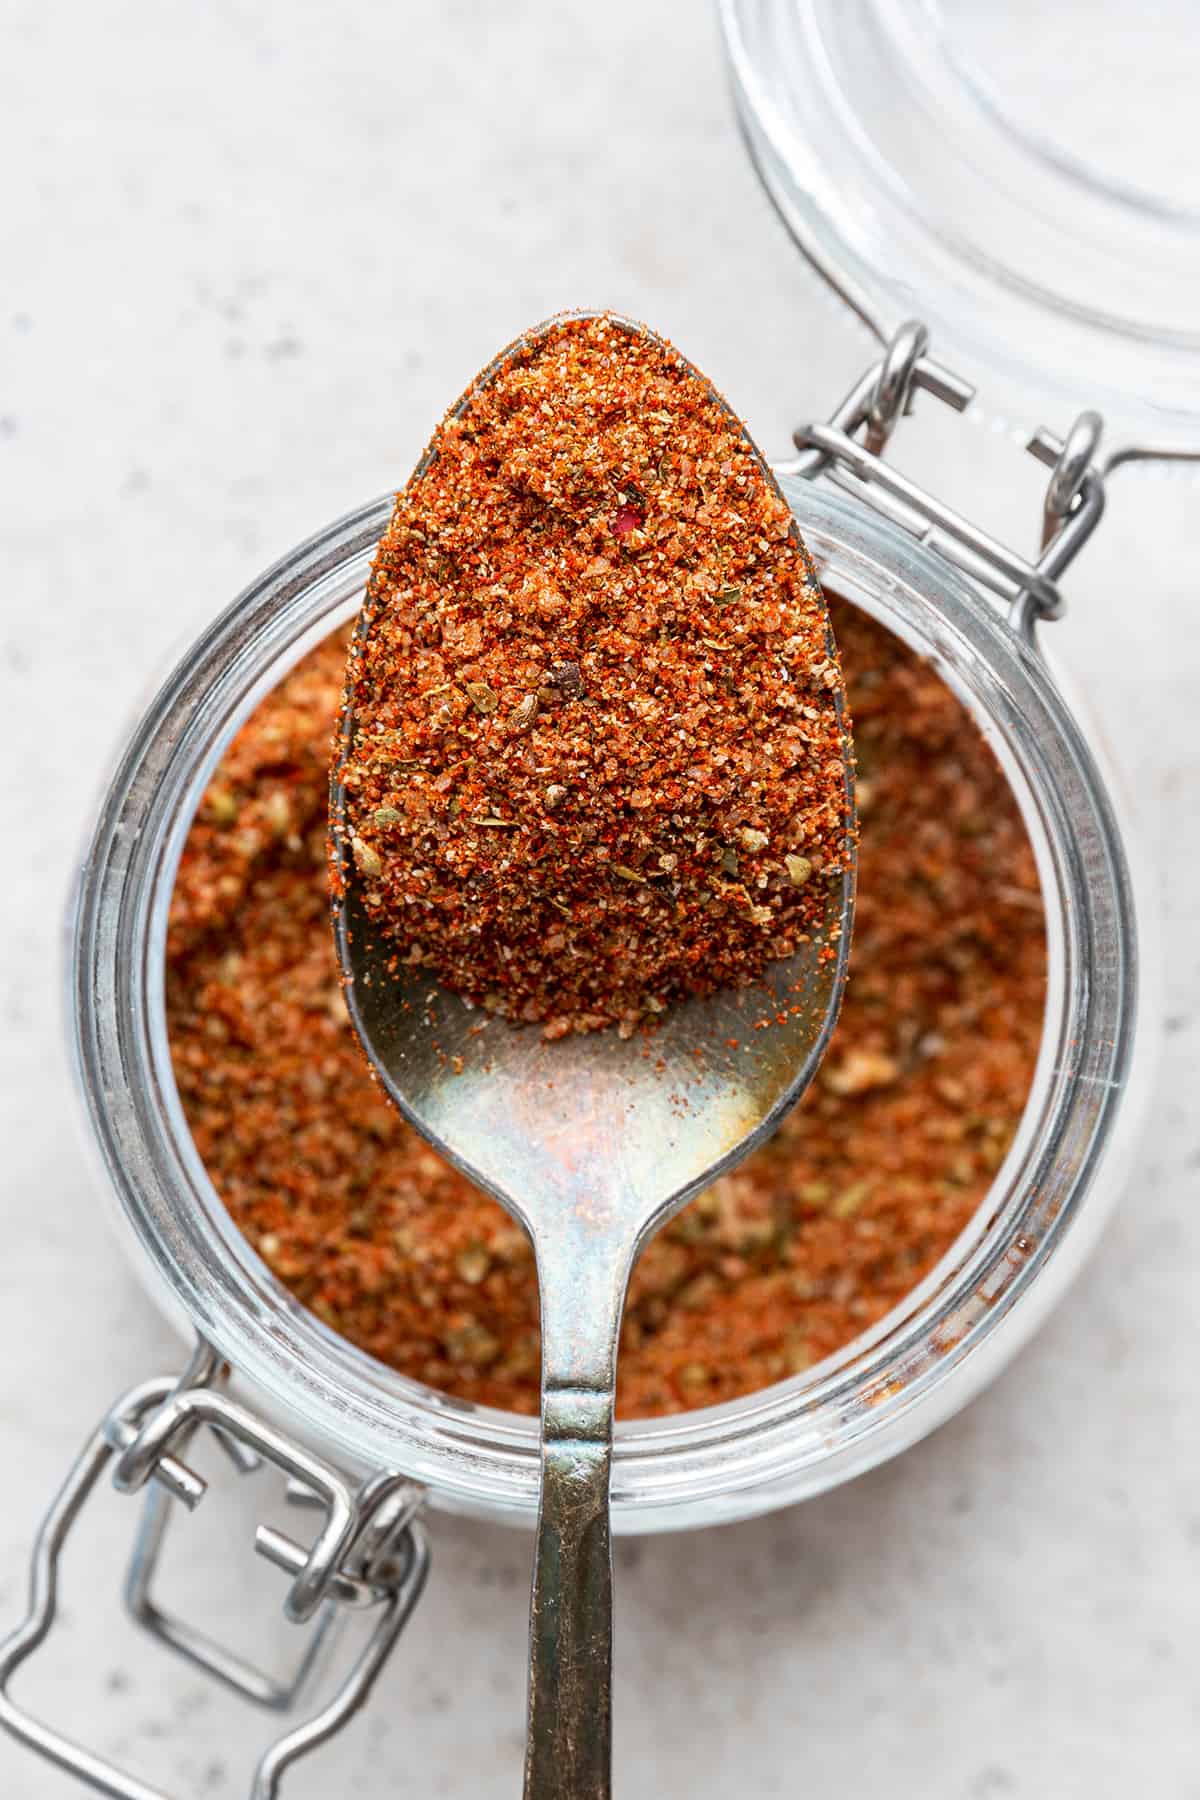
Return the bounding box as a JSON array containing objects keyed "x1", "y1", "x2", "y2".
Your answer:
[{"x1": 3, "y1": 3, "x2": 1199, "y2": 1795}]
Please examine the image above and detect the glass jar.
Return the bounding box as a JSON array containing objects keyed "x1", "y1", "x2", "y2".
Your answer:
[
  {"x1": 67, "y1": 473, "x2": 1149, "y2": 1534},
  {"x1": 5, "y1": 5, "x2": 1184, "y2": 1786}
]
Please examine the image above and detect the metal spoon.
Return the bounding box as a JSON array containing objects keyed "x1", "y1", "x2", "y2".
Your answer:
[{"x1": 331, "y1": 316, "x2": 855, "y2": 1800}]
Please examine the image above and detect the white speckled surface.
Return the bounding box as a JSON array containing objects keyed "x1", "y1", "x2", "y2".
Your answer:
[{"x1": 3, "y1": 4, "x2": 1200, "y2": 1795}]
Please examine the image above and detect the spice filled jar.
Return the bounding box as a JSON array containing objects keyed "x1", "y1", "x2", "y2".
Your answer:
[{"x1": 3, "y1": 2, "x2": 1195, "y2": 1792}]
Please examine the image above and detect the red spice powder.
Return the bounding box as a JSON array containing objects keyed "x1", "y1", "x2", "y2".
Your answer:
[
  {"x1": 166, "y1": 599, "x2": 1045, "y2": 1418},
  {"x1": 335, "y1": 314, "x2": 850, "y2": 1038}
]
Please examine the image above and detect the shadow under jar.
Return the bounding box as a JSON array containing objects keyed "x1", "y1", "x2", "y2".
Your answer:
[{"x1": 69, "y1": 475, "x2": 1146, "y2": 1533}]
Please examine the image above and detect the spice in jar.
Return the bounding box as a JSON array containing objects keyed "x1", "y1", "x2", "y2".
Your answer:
[
  {"x1": 167, "y1": 596, "x2": 1045, "y2": 1418},
  {"x1": 334, "y1": 314, "x2": 850, "y2": 1039}
]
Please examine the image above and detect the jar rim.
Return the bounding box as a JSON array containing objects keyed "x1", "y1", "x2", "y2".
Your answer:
[{"x1": 70, "y1": 483, "x2": 1139, "y2": 1530}]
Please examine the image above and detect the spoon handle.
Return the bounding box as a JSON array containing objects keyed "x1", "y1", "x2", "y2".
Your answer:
[
  {"x1": 524, "y1": 1386, "x2": 614, "y2": 1800},
  {"x1": 524, "y1": 1227, "x2": 632, "y2": 1800}
]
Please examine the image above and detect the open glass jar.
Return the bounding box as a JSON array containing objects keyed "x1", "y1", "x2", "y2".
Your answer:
[
  {"x1": 4, "y1": 3, "x2": 1192, "y2": 1792},
  {"x1": 65, "y1": 468, "x2": 1146, "y2": 1534},
  {"x1": 2, "y1": 316, "x2": 1154, "y2": 1800}
]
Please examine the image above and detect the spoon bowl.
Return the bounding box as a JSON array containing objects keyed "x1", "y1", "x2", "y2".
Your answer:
[{"x1": 331, "y1": 314, "x2": 855, "y2": 1800}]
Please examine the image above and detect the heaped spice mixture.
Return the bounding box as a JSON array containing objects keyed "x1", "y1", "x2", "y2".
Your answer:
[
  {"x1": 167, "y1": 599, "x2": 1046, "y2": 1418},
  {"x1": 335, "y1": 314, "x2": 850, "y2": 1038}
]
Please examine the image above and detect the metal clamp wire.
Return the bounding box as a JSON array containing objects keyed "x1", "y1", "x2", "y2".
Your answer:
[
  {"x1": 1042, "y1": 409, "x2": 1103, "y2": 543},
  {"x1": 112, "y1": 1386, "x2": 358, "y2": 1623},
  {"x1": 865, "y1": 319, "x2": 929, "y2": 455},
  {"x1": 0, "y1": 1374, "x2": 430, "y2": 1800},
  {"x1": 783, "y1": 323, "x2": 1111, "y2": 638}
]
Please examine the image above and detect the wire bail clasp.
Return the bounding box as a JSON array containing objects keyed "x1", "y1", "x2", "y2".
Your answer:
[
  {"x1": 0, "y1": 1345, "x2": 430, "y2": 1800},
  {"x1": 784, "y1": 320, "x2": 1109, "y2": 642}
]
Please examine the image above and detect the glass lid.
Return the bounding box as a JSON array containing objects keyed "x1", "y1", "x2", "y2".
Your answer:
[{"x1": 720, "y1": 0, "x2": 1200, "y2": 453}]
